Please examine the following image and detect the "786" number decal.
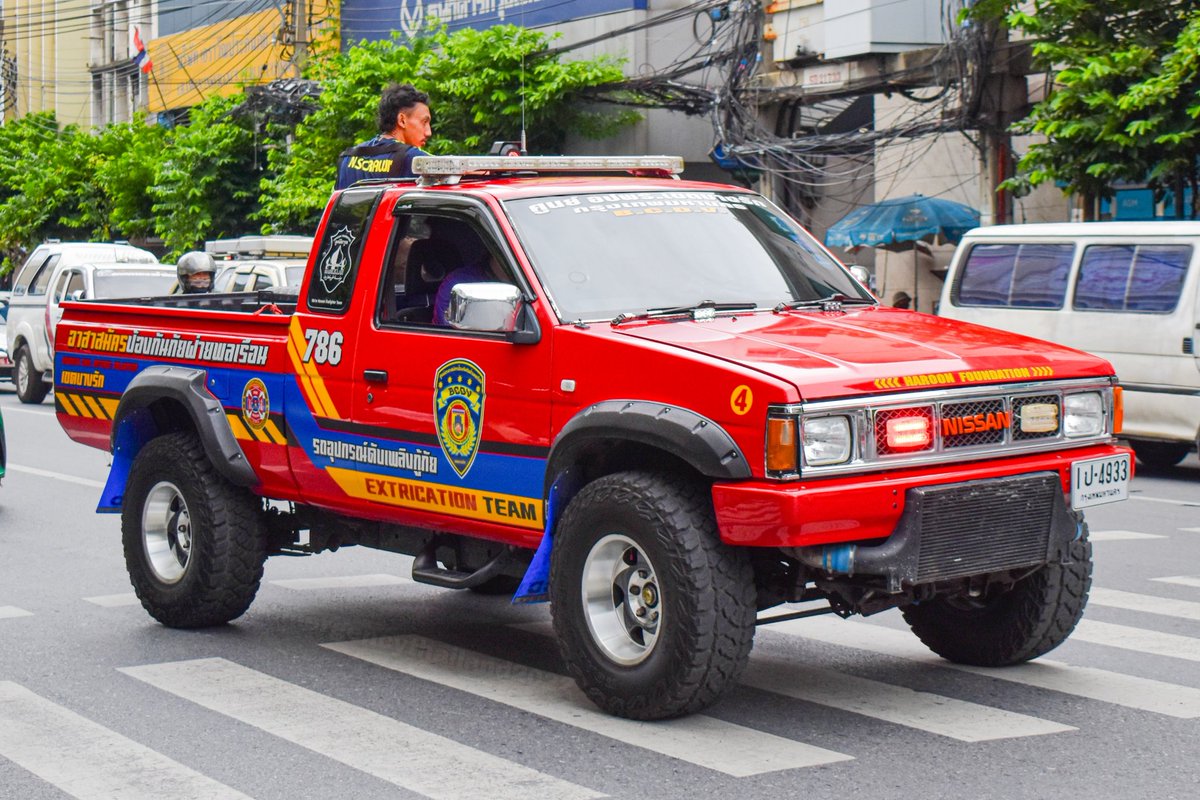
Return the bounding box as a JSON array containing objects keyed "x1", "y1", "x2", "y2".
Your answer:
[{"x1": 302, "y1": 328, "x2": 344, "y2": 366}]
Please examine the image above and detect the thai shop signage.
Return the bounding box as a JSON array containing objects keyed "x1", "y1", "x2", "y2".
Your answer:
[{"x1": 342, "y1": 0, "x2": 646, "y2": 44}]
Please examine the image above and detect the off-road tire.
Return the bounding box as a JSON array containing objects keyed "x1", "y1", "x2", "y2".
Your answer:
[
  {"x1": 14, "y1": 346, "x2": 49, "y2": 404},
  {"x1": 550, "y1": 471, "x2": 756, "y2": 720},
  {"x1": 1130, "y1": 440, "x2": 1190, "y2": 470},
  {"x1": 901, "y1": 525, "x2": 1092, "y2": 666},
  {"x1": 122, "y1": 432, "x2": 268, "y2": 628}
]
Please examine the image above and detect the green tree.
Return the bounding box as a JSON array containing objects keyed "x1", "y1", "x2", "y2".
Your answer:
[
  {"x1": 149, "y1": 95, "x2": 260, "y2": 256},
  {"x1": 967, "y1": 2, "x2": 1200, "y2": 216},
  {"x1": 259, "y1": 25, "x2": 636, "y2": 231}
]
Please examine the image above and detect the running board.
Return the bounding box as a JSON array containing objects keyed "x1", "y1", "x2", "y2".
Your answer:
[{"x1": 411, "y1": 543, "x2": 515, "y2": 589}]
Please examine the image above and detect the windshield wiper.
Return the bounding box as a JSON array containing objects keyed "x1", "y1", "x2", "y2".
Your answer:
[
  {"x1": 612, "y1": 300, "x2": 758, "y2": 325},
  {"x1": 773, "y1": 293, "x2": 876, "y2": 313}
]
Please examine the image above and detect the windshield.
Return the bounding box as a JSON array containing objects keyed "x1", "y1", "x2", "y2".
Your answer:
[
  {"x1": 504, "y1": 190, "x2": 869, "y2": 321},
  {"x1": 93, "y1": 270, "x2": 177, "y2": 298}
]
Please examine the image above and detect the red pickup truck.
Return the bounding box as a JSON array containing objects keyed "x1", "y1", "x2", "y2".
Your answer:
[{"x1": 54, "y1": 156, "x2": 1131, "y2": 720}]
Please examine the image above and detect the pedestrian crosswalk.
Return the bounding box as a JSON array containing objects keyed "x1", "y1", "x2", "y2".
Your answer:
[{"x1": 1, "y1": 574, "x2": 1198, "y2": 798}]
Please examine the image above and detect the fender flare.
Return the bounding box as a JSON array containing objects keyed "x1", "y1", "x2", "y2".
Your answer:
[
  {"x1": 513, "y1": 401, "x2": 751, "y2": 603},
  {"x1": 98, "y1": 366, "x2": 258, "y2": 511},
  {"x1": 545, "y1": 400, "x2": 752, "y2": 493}
]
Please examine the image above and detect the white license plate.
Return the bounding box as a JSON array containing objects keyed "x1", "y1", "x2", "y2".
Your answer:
[{"x1": 1071, "y1": 454, "x2": 1131, "y2": 509}]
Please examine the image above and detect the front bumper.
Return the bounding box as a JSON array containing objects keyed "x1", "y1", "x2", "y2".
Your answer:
[{"x1": 712, "y1": 442, "x2": 1130, "y2": 548}]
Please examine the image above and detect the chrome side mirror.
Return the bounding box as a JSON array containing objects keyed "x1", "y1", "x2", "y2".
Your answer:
[
  {"x1": 848, "y1": 265, "x2": 871, "y2": 287},
  {"x1": 447, "y1": 282, "x2": 522, "y2": 332}
]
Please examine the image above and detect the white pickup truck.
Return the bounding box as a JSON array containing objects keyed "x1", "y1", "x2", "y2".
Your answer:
[{"x1": 5, "y1": 242, "x2": 174, "y2": 403}]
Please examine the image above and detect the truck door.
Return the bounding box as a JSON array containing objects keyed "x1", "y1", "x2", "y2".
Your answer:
[
  {"x1": 47, "y1": 269, "x2": 85, "y2": 353},
  {"x1": 346, "y1": 201, "x2": 553, "y2": 545}
]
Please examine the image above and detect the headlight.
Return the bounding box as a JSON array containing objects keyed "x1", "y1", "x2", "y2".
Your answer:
[
  {"x1": 1063, "y1": 392, "x2": 1104, "y2": 437},
  {"x1": 802, "y1": 415, "x2": 852, "y2": 466}
]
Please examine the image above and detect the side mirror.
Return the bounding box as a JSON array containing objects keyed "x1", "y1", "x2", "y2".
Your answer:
[
  {"x1": 68, "y1": 289, "x2": 87, "y2": 302},
  {"x1": 448, "y1": 282, "x2": 524, "y2": 332},
  {"x1": 848, "y1": 265, "x2": 871, "y2": 287}
]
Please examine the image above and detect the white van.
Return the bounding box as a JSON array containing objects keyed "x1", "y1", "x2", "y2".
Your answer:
[
  {"x1": 6, "y1": 242, "x2": 172, "y2": 404},
  {"x1": 938, "y1": 222, "x2": 1200, "y2": 469}
]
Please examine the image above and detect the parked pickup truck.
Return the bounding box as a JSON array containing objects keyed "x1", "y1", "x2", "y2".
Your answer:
[{"x1": 54, "y1": 156, "x2": 1132, "y2": 720}]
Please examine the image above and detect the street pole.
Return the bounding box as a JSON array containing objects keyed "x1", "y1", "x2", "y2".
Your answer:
[{"x1": 292, "y1": 0, "x2": 308, "y2": 77}]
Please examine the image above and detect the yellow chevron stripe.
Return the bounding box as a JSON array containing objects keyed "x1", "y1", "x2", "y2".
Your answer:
[
  {"x1": 97, "y1": 397, "x2": 119, "y2": 417},
  {"x1": 287, "y1": 319, "x2": 340, "y2": 419},
  {"x1": 262, "y1": 420, "x2": 286, "y2": 445},
  {"x1": 82, "y1": 395, "x2": 106, "y2": 419},
  {"x1": 227, "y1": 414, "x2": 254, "y2": 441},
  {"x1": 58, "y1": 394, "x2": 82, "y2": 416}
]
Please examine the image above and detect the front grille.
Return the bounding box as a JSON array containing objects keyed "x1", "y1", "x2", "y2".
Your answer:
[
  {"x1": 913, "y1": 475, "x2": 1056, "y2": 583},
  {"x1": 941, "y1": 399, "x2": 1007, "y2": 448}
]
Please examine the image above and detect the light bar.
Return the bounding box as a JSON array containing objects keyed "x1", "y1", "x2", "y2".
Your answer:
[{"x1": 412, "y1": 155, "x2": 684, "y2": 179}]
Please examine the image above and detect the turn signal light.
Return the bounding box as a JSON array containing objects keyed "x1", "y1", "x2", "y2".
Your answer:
[
  {"x1": 766, "y1": 417, "x2": 797, "y2": 473},
  {"x1": 1113, "y1": 386, "x2": 1124, "y2": 434}
]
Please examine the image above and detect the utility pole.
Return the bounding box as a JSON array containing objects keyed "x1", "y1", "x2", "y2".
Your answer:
[{"x1": 292, "y1": 0, "x2": 308, "y2": 77}]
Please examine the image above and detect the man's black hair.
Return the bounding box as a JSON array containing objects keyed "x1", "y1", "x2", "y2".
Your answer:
[{"x1": 377, "y1": 83, "x2": 430, "y2": 133}]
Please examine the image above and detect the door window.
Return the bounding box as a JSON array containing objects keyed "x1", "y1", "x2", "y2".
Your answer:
[
  {"x1": 954, "y1": 243, "x2": 1073, "y2": 308},
  {"x1": 1074, "y1": 244, "x2": 1191, "y2": 312}
]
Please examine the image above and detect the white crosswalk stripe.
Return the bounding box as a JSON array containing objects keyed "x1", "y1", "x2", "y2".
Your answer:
[
  {"x1": 120, "y1": 657, "x2": 603, "y2": 800},
  {"x1": 83, "y1": 593, "x2": 141, "y2": 607},
  {"x1": 0, "y1": 605, "x2": 33, "y2": 619},
  {"x1": 511, "y1": 620, "x2": 1072, "y2": 741},
  {"x1": 761, "y1": 615, "x2": 1200, "y2": 718},
  {"x1": 741, "y1": 658, "x2": 1074, "y2": 741},
  {"x1": 1087, "y1": 529, "x2": 1166, "y2": 542},
  {"x1": 1071, "y1": 619, "x2": 1200, "y2": 662},
  {"x1": 270, "y1": 573, "x2": 409, "y2": 590},
  {"x1": 1087, "y1": 587, "x2": 1200, "y2": 621},
  {"x1": 1153, "y1": 575, "x2": 1200, "y2": 590},
  {"x1": 0, "y1": 681, "x2": 250, "y2": 800},
  {"x1": 323, "y1": 635, "x2": 852, "y2": 776}
]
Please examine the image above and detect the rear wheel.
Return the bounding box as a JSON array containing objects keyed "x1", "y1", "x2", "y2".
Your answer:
[
  {"x1": 14, "y1": 346, "x2": 48, "y2": 404},
  {"x1": 122, "y1": 432, "x2": 268, "y2": 628},
  {"x1": 901, "y1": 526, "x2": 1092, "y2": 666},
  {"x1": 1131, "y1": 440, "x2": 1190, "y2": 470},
  {"x1": 550, "y1": 471, "x2": 756, "y2": 719}
]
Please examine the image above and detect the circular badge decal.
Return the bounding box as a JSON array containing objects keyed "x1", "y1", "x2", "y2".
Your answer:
[
  {"x1": 730, "y1": 385, "x2": 753, "y2": 416},
  {"x1": 241, "y1": 378, "x2": 270, "y2": 431}
]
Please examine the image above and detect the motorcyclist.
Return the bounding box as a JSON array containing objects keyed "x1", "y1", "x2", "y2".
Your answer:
[{"x1": 176, "y1": 251, "x2": 216, "y2": 294}]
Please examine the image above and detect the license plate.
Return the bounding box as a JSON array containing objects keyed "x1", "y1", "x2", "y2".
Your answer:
[{"x1": 1071, "y1": 454, "x2": 1131, "y2": 509}]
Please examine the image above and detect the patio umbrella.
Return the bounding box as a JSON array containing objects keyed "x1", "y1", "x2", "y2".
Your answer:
[{"x1": 824, "y1": 194, "x2": 981, "y2": 311}]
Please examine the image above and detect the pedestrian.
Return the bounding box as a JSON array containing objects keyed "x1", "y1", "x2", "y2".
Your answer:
[
  {"x1": 175, "y1": 251, "x2": 217, "y2": 294},
  {"x1": 335, "y1": 83, "x2": 432, "y2": 189}
]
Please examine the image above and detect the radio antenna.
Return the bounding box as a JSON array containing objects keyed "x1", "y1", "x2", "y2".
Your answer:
[{"x1": 519, "y1": 25, "x2": 527, "y2": 153}]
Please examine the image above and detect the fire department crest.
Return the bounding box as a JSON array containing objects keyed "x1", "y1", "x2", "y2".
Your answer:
[
  {"x1": 434, "y1": 359, "x2": 485, "y2": 478},
  {"x1": 318, "y1": 225, "x2": 356, "y2": 294},
  {"x1": 241, "y1": 378, "x2": 270, "y2": 431}
]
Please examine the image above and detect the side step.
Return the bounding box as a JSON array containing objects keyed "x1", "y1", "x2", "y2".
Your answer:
[{"x1": 411, "y1": 542, "x2": 516, "y2": 589}]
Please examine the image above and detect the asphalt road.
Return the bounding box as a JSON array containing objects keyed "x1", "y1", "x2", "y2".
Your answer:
[{"x1": 1, "y1": 387, "x2": 1198, "y2": 800}]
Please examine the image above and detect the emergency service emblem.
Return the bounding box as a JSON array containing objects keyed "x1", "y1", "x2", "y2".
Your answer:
[
  {"x1": 434, "y1": 359, "x2": 485, "y2": 478},
  {"x1": 241, "y1": 377, "x2": 270, "y2": 431},
  {"x1": 318, "y1": 226, "x2": 355, "y2": 294}
]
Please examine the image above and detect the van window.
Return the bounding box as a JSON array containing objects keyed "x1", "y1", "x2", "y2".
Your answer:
[
  {"x1": 1073, "y1": 244, "x2": 1191, "y2": 313},
  {"x1": 954, "y1": 243, "x2": 1073, "y2": 308}
]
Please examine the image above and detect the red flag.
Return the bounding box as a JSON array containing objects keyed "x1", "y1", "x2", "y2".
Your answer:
[{"x1": 130, "y1": 26, "x2": 153, "y2": 74}]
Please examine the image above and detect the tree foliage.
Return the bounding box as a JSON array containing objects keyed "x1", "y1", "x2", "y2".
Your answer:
[
  {"x1": 0, "y1": 26, "x2": 635, "y2": 275},
  {"x1": 258, "y1": 25, "x2": 636, "y2": 231},
  {"x1": 967, "y1": 2, "x2": 1200, "y2": 212}
]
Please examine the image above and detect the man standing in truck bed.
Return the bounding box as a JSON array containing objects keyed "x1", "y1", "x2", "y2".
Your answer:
[{"x1": 335, "y1": 83, "x2": 432, "y2": 189}]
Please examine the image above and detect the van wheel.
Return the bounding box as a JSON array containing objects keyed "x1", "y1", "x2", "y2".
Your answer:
[
  {"x1": 122, "y1": 433, "x2": 268, "y2": 628},
  {"x1": 1130, "y1": 440, "x2": 1190, "y2": 470},
  {"x1": 550, "y1": 471, "x2": 756, "y2": 719},
  {"x1": 901, "y1": 526, "x2": 1092, "y2": 666},
  {"x1": 14, "y1": 346, "x2": 49, "y2": 404}
]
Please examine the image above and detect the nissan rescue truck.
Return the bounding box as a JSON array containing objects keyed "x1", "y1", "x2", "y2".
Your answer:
[{"x1": 53, "y1": 156, "x2": 1132, "y2": 720}]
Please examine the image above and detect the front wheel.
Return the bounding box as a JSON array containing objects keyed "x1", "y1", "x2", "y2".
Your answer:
[
  {"x1": 901, "y1": 525, "x2": 1092, "y2": 666},
  {"x1": 550, "y1": 471, "x2": 756, "y2": 719},
  {"x1": 122, "y1": 432, "x2": 268, "y2": 628},
  {"x1": 14, "y1": 346, "x2": 48, "y2": 404}
]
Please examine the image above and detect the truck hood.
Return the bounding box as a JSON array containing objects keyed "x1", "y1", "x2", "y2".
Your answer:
[{"x1": 612, "y1": 306, "x2": 1113, "y2": 400}]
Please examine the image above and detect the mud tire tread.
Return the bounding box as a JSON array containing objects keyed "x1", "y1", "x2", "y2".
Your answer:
[
  {"x1": 550, "y1": 470, "x2": 755, "y2": 720},
  {"x1": 121, "y1": 432, "x2": 267, "y2": 628}
]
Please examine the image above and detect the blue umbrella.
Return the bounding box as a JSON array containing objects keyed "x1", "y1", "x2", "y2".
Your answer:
[{"x1": 824, "y1": 193, "x2": 981, "y2": 250}]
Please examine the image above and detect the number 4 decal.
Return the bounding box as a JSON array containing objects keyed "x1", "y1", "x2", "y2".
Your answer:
[
  {"x1": 730, "y1": 384, "x2": 753, "y2": 416},
  {"x1": 302, "y1": 328, "x2": 344, "y2": 366}
]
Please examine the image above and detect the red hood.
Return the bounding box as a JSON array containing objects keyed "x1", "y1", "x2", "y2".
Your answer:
[{"x1": 611, "y1": 306, "x2": 1114, "y2": 400}]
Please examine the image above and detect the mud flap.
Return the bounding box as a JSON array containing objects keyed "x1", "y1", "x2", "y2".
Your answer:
[{"x1": 512, "y1": 470, "x2": 579, "y2": 604}]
